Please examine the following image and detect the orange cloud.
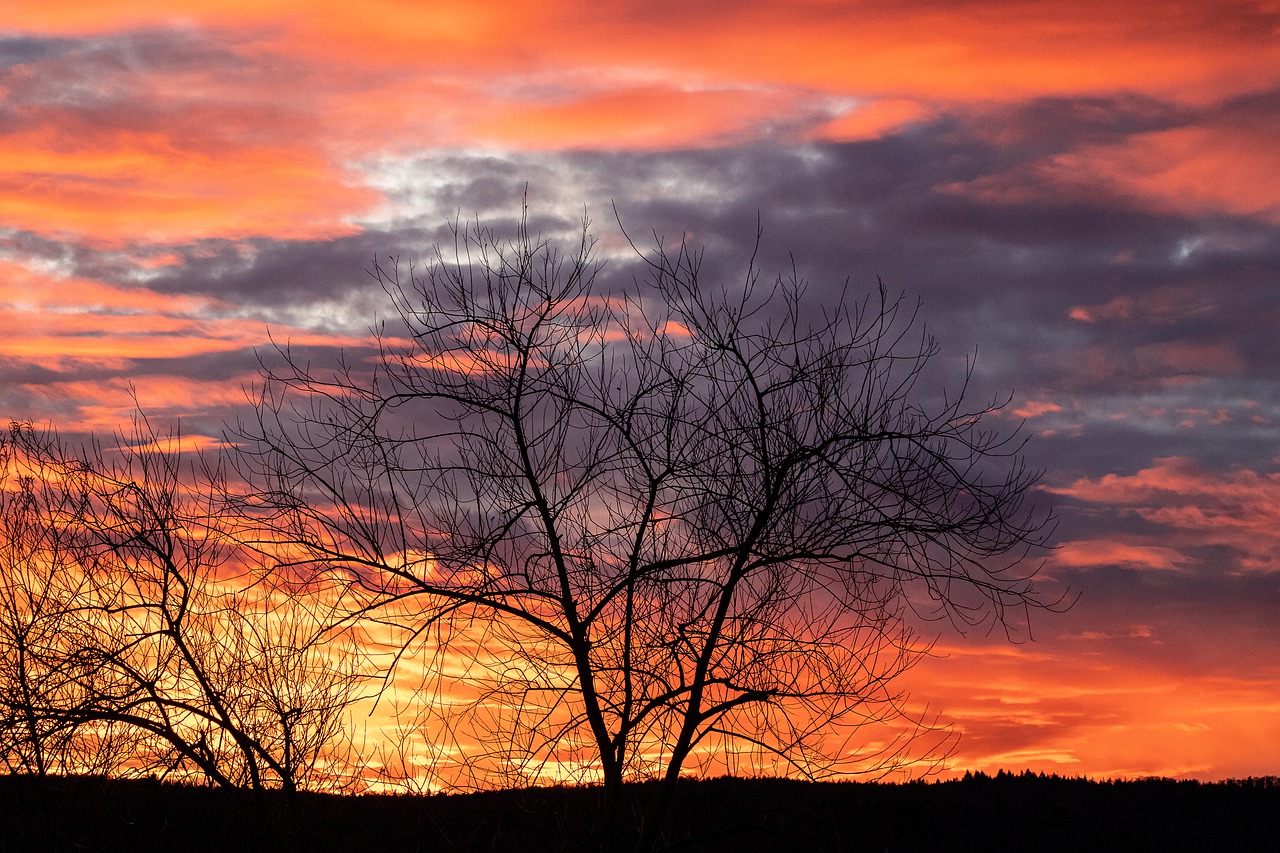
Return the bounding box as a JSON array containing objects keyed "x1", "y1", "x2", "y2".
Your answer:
[
  {"x1": 0, "y1": 260, "x2": 369, "y2": 370},
  {"x1": 457, "y1": 0, "x2": 1280, "y2": 105},
  {"x1": 0, "y1": 125, "x2": 375, "y2": 245},
  {"x1": 10, "y1": 2, "x2": 1279, "y2": 124},
  {"x1": 18, "y1": 376, "x2": 257, "y2": 434},
  {"x1": 911, "y1": 642, "x2": 1280, "y2": 780},
  {"x1": 0, "y1": 258, "x2": 384, "y2": 435},
  {"x1": 109, "y1": 431, "x2": 230, "y2": 455},
  {"x1": 1045, "y1": 458, "x2": 1280, "y2": 573},
  {"x1": 1048, "y1": 120, "x2": 1280, "y2": 223},
  {"x1": 1013, "y1": 400, "x2": 1063, "y2": 419},
  {"x1": 945, "y1": 107, "x2": 1280, "y2": 223},
  {"x1": 468, "y1": 86, "x2": 819, "y2": 151},
  {"x1": 809, "y1": 99, "x2": 932, "y2": 143},
  {"x1": 1053, "y1": 539, "x2": 1189, "y2": 572}
]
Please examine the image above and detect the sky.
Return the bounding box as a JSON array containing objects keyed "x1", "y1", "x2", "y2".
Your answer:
[{"x1": 2, "y1": 0, "x2": 1279, "y2": 782}]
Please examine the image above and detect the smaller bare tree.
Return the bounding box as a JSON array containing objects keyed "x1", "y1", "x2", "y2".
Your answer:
[
  {"x1": 0, "y1": 423, "x2": 135, "y2": 777},
  {"x1": 0, "y1": 418, "x2": 366, "y2": 794}
]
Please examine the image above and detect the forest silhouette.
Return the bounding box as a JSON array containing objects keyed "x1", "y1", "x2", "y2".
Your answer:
[{"x1": 2, "y1": 772, "x2": 1277, "y2": 852}]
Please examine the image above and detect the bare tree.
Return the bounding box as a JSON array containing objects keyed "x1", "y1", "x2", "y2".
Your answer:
[
  {"x1": 0, "y1": 423, "x2": 136, "y2": 777},
  {"x1": 0, "y1": 419, "x2": 365, "y2": 795},
  {"x1": 232, "y1": 207, "x2": 1057, "y2": 848}
]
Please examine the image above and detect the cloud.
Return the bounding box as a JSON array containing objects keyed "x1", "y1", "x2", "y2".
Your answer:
[
  {"x1": 6, "y1": 117, "x2": 1271, "y2": 465},
  {"x1": 1039, "y1": 94, "x2": 1280, "y2": 223},
  {"x1": 911, "y1": 638, "x2": 1280, "y2": 780},
  {"x1": 1068, "y1": 288, "x2": 1220, "y2": 325},
  {"x1": 0, "y1": 260, "x2": 367, "y2": 355},
  {"x1": 466, "y1": 85, "x2": 834, "y2": 150},
  {"x1": 16, "y1": 0, "x2": 1279, "y2": 105},
  {"x1": 0, "y1": 31, "x2": 379, "y2": 245},
  {"x1": 0, "y1": 258, "x2": 377, "y2": 433},
  {"x1": 1046, "y1": 458, "x2": 1280, "y2": 573},
  {"x1": 1013, "y1": 401, "x2": 1063, "y2": 419},
  {"x1": 4, "y1": 3, "x2": 1277, "y2": 248},
  {"x1": 20, "y1": 375, "x2": 255, "y2": 434},
  {"x1": 943, "y1": 89, "x2": 1280, "y2": 226},
  {"x1": 1053, "y1": 539, "x2": 1190, "y2": 573},
  {"x1": 808, "y1": 99, "x2": 932, "y2": 143}
]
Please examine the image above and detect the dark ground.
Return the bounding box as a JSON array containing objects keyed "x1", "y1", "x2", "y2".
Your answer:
[{"x1": 2, "y1": 772, "x2": 1277, "y2": 852}]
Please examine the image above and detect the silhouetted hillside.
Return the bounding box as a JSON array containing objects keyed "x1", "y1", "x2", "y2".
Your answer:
[{"x1": 2, "y1": 772, "x2": 1277, "y2": 852}]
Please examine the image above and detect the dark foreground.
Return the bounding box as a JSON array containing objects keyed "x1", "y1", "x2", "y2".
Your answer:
[{"x1": 2, "y1": 772, "x2": 1278, "y2": 853}]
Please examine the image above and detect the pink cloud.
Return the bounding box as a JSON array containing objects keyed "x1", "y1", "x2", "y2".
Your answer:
[
  {"x1": 809, "y1": 99, "x2": 932, "y2": 142},
  {"x1": 1045, "y1": 458, "x2": 1280, "y2": 573},
  {"x1": 1135, "y1": 342, "x2": 1244, "y2": 376},
  {"x1": 1068, "y1": 296, "x2": 1135, "y2": 324},
  {"x1": 1013, "y1": 401, "x2": 1063, "y2": 419},
  {"x1": 0, "y1": 261, "x2": 375, "y2": 433},
  {"x1": 1053, "y1": 539, "x2": 1189, "y2": 572},
  {"x1": 945, "y1": 107, "x2": 1280, "y2": 224},
  {"x1": 1069, "y1": 287, "x2": 1220, "y2": 330},
  {"x1": 1049, "y1": 121, "x2": 1280, "y2": 223}
]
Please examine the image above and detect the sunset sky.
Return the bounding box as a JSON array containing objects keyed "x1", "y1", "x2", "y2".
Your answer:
[{"x1": 2, "y1": 1, "x2": 1278, "y2": 782}]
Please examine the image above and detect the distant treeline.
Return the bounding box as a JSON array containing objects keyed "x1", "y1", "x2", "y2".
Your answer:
[
  {"x1": 2, "y1": 773, "x2": 1278, "y2": 853},
  {"x1": 964, "y1": 768, "x2": 1280, "y2": 788}
]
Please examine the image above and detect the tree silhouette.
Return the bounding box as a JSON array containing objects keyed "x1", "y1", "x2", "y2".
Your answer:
[
  {"x1": 0, "y1": 419, "x2": 364, "y2": 795},
  {"x1": 228, "y1": 205, "x2": 1056, "y2": 849},
  {"x1": 0, "y1": 423, "x2": 132, "y2": 777}
]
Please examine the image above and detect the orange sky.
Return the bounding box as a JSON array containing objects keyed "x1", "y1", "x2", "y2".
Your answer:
[
  {"x1": 2, "y1": 0, "x2": 1279, "y2": 784},
  {"x1": 4, "y1": 0, "x2": 1278, "y2": 243}
]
